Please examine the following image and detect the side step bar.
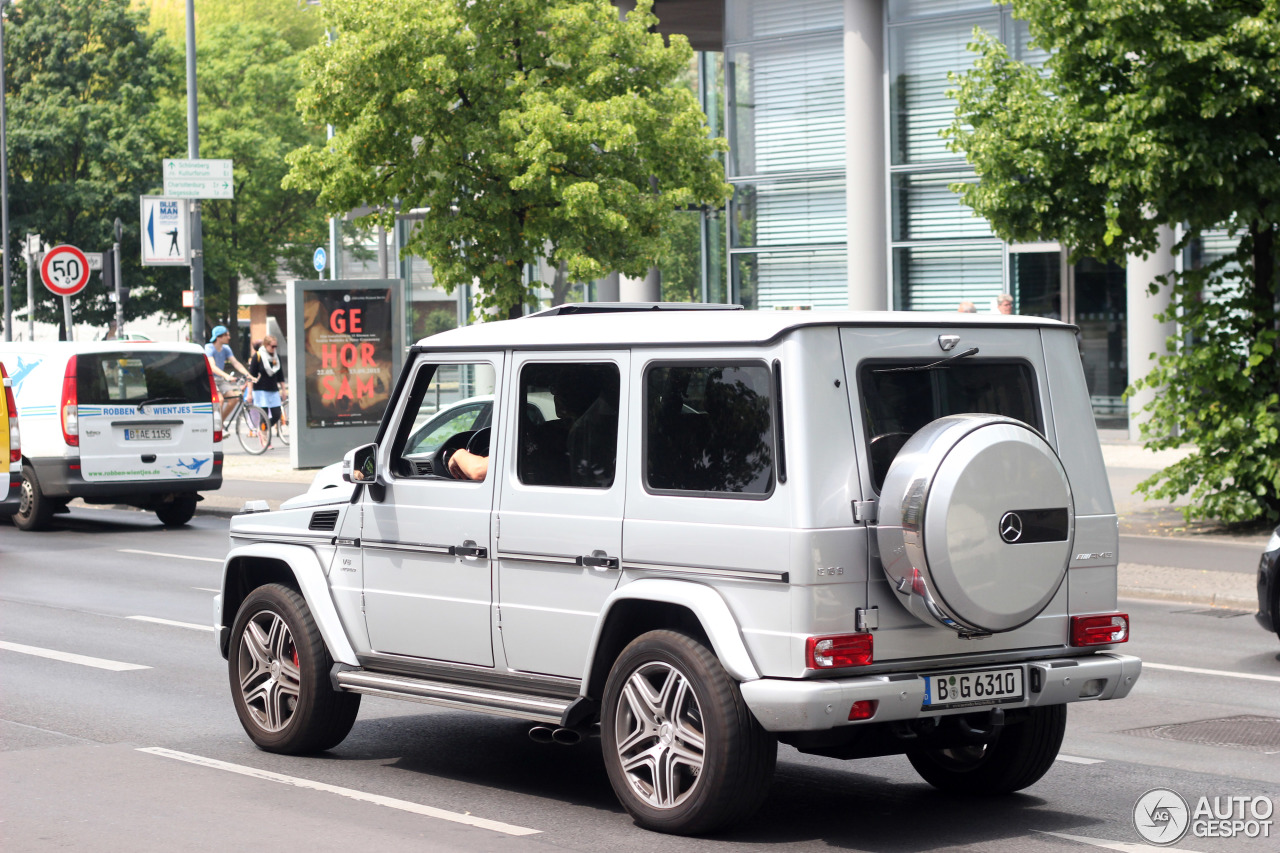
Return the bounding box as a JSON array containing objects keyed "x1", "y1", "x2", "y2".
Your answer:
[{"x1": 333, "y1": 669, "x2": 573, "y2": 725}]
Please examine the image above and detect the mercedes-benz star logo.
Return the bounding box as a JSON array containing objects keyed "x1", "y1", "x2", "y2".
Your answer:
[{"x1": 999, "y1": 511, "x2": 1024, "y2": 543}]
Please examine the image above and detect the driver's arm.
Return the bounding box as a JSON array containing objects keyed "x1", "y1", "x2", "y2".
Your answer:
[{"x1": 447, "y1": 448, "x2": 489, "y2": 481}]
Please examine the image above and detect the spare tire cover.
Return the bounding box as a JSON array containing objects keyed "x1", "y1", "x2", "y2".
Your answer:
[{"x1": 875, "y1": 414, "x2": 1073, "y2": 634}]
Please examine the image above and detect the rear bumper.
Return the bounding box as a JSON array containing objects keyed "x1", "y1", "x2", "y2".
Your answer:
[
  {"x1": 29, "y1": 454, "x2": 223, "y2": 500},
  {"x1": 740, "y1": 652, "x2": 1142, "y2": 732}
]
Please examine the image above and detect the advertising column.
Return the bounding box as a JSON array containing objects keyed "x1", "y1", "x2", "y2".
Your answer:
[{"x1": 286, "y1": 279, "x2": 405, "y2": 469}]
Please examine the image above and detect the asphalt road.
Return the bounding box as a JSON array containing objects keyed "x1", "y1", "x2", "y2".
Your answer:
[{"x1": 2, "y1": 508, "x2": 1278, "y2": 852}]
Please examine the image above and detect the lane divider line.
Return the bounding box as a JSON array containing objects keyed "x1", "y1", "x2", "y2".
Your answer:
[
  {"x1": 1039, "y1": 830, "x2": 1205, "y2": 852},
  {"x1": 1055, "y1": 754, "x2": 1104, "y2": 765},
  {"x1": 119, "y1": 549, "x2": 223, "y2": 564},
  {"x1": 137, "y1": 748, "x2": 541, "y2": 836},
  {"x1": 127, "y1": 616, "x2": 216, "y2": 633},
  {"x1": 1144, "y1": 661, "x2": 1280, "y2": 684},
  {"x1": 0, "y1": 640, "x2": 150, "y2": 671},
  {"x1": 194, "y1": 587, "x2": 220, "y2": 593}
]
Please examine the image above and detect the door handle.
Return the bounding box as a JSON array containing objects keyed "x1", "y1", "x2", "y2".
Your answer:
[
  {"x1": 580, "y1": 551, "x2": 619, "y2": 571},
  {"x1": 453, "y1": 540, "x2": 487, "y2": 559}
]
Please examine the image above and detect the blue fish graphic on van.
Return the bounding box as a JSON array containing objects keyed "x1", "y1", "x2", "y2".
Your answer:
[{"x1": 174, "y1": 457, "x2": 209, "y2": 475}]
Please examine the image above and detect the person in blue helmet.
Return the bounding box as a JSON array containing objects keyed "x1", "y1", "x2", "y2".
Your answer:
[{"x1": 205, "y1": 325, "x2": 251, "y2": 422}]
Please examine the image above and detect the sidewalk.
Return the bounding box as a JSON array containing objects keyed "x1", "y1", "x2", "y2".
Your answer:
[{"x1": 179, "y1": 431, "x2": 1266, "y2": 612}]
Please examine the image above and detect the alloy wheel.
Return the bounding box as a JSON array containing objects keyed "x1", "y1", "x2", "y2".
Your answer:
[{"x1": 613, "y1": 661, "x2": 706, "y2": 809}]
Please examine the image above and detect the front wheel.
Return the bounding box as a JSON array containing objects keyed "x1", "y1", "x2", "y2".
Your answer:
[
  {"x1": 234, "y1": 405, "x2": 271, "y2": 455},
  {"x1": 601, "y1": 630, "x2": 776, "y2": 835},
  {"x1": 228, "y1": 584, "x2": 360, "y2": 754},
  {"x1": 907, "y1": 704, "x2": 1067, "y2": 794}
]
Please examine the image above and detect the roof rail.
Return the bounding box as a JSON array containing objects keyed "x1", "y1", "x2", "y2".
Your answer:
[{"x1": 525, "y1": 302, "x2": 744, "y2": 318}]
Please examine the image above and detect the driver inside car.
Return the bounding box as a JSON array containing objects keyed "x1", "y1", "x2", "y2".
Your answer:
[{"x1": 447, "y1": 446, "x2": 489, "y2": 480}]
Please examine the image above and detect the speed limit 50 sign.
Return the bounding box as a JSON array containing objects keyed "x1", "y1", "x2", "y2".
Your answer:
[{"x1": 40, "y1": 245, "x2": 91, "y2": 297}]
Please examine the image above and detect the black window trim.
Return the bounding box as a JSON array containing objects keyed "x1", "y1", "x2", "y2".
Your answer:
[
  {"x1": 641, "y1": 357, "x2": 778, "y2": 501},
  {"x1": 856, "y1": 355, "x2": 1045, "y2": 496}
]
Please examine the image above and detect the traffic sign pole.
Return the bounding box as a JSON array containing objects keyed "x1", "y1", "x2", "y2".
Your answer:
[{"x1": 184, "y1": 0, "x2": 205, "y2": 342}]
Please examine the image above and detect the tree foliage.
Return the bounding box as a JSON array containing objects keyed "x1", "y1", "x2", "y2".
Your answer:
[
  {"x1": 946, "y1": 0, "x2": 1280, "y2": 523},
  {"x1": 153, "y1": 22, "x2": 330, "y2": 332},
  {"x1": 146, "y1": 0, "x2": 325, "y2": 52},
  {"x1": 4, "y1": 0, "x2": 181, "y2": 335},
  {"x1": 284, "y1": 0, "x2": 731, "y2": 319}
]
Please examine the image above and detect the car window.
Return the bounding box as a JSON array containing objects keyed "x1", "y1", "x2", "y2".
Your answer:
[
  {"x1": 77, "y1": 351, "x2": 212, "y2": 404},
  {"x1": 859, "y1": 360, "x2": 1040, "y2": 491},
  {"x1": 645, "y1": 363, "x2": 775, "y2": 497},
  {"x1": 392, "y1": 362, "x2": 498, "y2": 479},
  {"x1": 517, "y1": 362, "x2": 619, "y2": 489}
]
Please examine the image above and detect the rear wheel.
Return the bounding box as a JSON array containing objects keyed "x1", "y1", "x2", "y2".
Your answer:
[
  {"x1": 601, "y1": 630, "x2": 776, "y2": 835},
  {"x1": 228, "y1": 584, "x2": 360, "y2": 754},
  {"x1": 155, "y1": 493, "x2": 198, "y2": 527},
  {"x1": 13, "y1": 464, "x2": 54, "y2": 531},
  {"x1": 908, "y1": 704, "x2": 1066, "y2": 794},
  {"x1": 235, "y1": 405, "x2": 271, "y2": 455}
]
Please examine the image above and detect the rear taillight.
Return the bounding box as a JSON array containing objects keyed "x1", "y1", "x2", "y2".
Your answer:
[
  {"x1": 805, "y1": 633, "x2": 874, "y2": 669},
  {"x1": 1070, "y1": 613, "x2": 1129, "y2": 647},
  {"x1": 206, "y1": 358, "x2": 223, "y2": 443},
  {"x1": 61, "y1": 357, "x2": 78, "y2": 447},
  {"x1": 2, "y1": 364, "x2": 19, "y2": 464}
]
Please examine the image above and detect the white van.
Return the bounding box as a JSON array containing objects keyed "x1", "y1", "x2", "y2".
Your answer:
[{"x1": 0, "y1": 341, "x2": 223, "y2": 529}]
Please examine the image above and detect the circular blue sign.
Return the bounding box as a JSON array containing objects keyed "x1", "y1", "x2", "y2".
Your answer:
[{"x1": 313, "y1": 246, "x2": 327, "y2": 273}]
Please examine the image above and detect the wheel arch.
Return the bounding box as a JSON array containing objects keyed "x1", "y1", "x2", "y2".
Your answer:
[
  {"x1": 580, "y1": 579, "x2": 760, "y2": 701},
  {"x1": 218, "y1": 543, "x2": 358, "y2": 666}
]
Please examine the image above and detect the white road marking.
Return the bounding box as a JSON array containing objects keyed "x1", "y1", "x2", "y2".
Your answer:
[
  {"x1": 127, "y1": 616, "x2": 216, "y2": 633},
  {"x1": 119, "y1": 549, "x2": 223, "y2": 564},
  {"x1": 0, "y1": 640, "x2": 150, "y2": 671},
  {"x1": 1055, "y1": 754, "x2": 1104, "y2": 765},
  {"x1": 1040, "y1": 831, "x2": 1205, "y2": 852},
  {"x1": 138, "y1": 748, "x2": 541, "y2": 836},
  {"x1": 1144, "y1": 661, "x2": 1280, "y2": 684},
  {"x1": 193, "y1": 587, "x2": 219, "y2": 593}
]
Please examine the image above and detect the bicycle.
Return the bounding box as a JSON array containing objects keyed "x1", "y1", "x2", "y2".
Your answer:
[{"x1": 223, "y1": 381, "x2": 276, "y2": 455}]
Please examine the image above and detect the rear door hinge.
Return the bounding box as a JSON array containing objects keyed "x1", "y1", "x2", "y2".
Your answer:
[
  {"x1": 855, "y1": 606, "x2": 879, "y2": 632},
  {"x1": 853, "y1": 500, "x2": 878, "y2": 525}
]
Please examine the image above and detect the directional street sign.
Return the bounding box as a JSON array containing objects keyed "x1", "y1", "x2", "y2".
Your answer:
[
  {"x1": 163, "y1": 158, "x2": 234, "y2": 199},
  {"x1": 40, "y1": 245, "x2": 91, "y2": 297},
  {"x1": 84, "y1": 253, "x2": 104, "y2": 272}
]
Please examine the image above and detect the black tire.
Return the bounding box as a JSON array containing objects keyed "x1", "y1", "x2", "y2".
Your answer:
[
  {"x1": 155, "y1": 493, "x2": 198, "y2": 527},
  {"x1": 234, "y1": 405, "x2": 271, "y2": 455},
  {"x1": 228, "y1": 583, "x2": 360, "y2": 754},
  {"x1": 601, "y1": 630, "x2": 776, "y2": 835},
  {"x1": 908, "y1": 704, "x2": 1067, "y2": 794},
  {"x1": 13, "y1": 464, "x2": 54, "y2": 531}
]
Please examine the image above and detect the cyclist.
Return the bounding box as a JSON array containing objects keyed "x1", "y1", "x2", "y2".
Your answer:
[{"x1": 206, "y1": 325, "x2": 252, "y2": 422}]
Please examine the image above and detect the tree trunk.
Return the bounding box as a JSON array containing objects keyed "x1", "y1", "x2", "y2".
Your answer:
[
  {"x1": 551, "y1": 261, "x2": 571, "y2": 306},
  {"x1": 228, "y1": 275, "x2": 239, "y2": 356}
]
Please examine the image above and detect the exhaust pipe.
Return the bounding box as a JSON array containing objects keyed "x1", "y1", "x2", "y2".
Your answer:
[
  {"x1": 528, "y1": 725, "x2": 554, "y2": 744},
  {"x1": 551, "y1": 727, "x2": 582, "y2": 746}
]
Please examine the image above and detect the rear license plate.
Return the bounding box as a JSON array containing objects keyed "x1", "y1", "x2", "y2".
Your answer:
[
  {"x1": 125, "y1": 428, "x2": 171, "y2": 442},
  {"x1": 922, "y1": 667, "x2": 1024, "y2": 709}
]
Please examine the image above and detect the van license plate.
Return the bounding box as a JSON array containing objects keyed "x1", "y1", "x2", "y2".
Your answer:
[
  {"x1": 922, "y1": 667, "x2": 1023, "y2": 709},
  {"x1": 125, "y1": 428, "x2": 171, "y2": 441}
]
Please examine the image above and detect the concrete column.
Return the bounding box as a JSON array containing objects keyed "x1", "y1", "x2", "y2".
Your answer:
[
  {"x1": 1125, "y1": 224, "x2": 1177, "y2": 439},
  {"x1": 619, "y1": 268, "x2": 661, "y2": 302},
  {"x1": 596, "y1": 271, "x2": 621, "y2": 302},
  {"x1": 845, "y1": 0, "x2": 888, "y2": 311}
]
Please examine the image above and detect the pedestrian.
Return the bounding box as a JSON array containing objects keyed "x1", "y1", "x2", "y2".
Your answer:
[
  {"x1": 997, "y1": 293, "x2": 1014, "y2": 315},
  {"x1": 957, "y1": 300, "x2": 977, "y2": 313},
  {"x1": 248, "y1": 335, "x2": 287, "y2": 437},
  {"x1": 205, "y1": 325, "x2": 251, "y2": 422}
]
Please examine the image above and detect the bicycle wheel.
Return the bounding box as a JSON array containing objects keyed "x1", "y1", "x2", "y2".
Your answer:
[
  {"x1": 235, "y1": 405, "x2": 271, "y2": 455},
  {"x1": 275, "y1": 413, "x2": 290, "y2": 446}
]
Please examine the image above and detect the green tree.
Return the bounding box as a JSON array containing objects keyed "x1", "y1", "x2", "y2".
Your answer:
[
  {"x1": 946, "y1": 1, "x2": 1280, "y2": 524},
  {"x1": 284, "y1": 0, "x2": 731, "y2": 319},
  {"x1": 153, "y1": 22, "x2": 330, "y2": 332},
  {"x1": 4, "y1": 0, "x2": 181, "y2": 336},
  {"x1": 146, "y1": 0, "x2": 325, "y2": 52}
]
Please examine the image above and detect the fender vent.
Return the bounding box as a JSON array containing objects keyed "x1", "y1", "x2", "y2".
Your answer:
[{"x1": 309, "y1": 510, "x2": 340, "y2": 531}]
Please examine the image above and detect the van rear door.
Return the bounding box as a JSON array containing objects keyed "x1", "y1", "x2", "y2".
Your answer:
[{"x1": 74, "y1": 349, "x2": 217, "y2": 483}]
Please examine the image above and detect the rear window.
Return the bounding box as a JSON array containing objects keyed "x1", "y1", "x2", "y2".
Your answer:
[
  {"x1": 77, "y1": 351, "x2": 212, "y2": 405},
  {"x1": 645, "y1": 363, "x2": 775, "y2": 497},
  {"x1": 860, "y1": 360, "x2": 1040, "y2": 491}
]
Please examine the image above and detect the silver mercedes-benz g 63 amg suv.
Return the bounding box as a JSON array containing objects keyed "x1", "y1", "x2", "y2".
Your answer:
[{"x1": 216, "y1": 304, "x2": 1139, "y2": 835}]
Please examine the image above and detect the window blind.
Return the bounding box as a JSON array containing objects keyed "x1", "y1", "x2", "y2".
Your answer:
[{"x1": 895, "y1": 244, "x2": 1003, "y2": 311}]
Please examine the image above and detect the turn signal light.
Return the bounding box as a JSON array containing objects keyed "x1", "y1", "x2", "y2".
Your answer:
[
  {"x1": 1070, "y1": 613, "x2": 1129, "y2": 647},
  {"x1": 805, "y1": 633, "x2": 873, "y2": 669}
]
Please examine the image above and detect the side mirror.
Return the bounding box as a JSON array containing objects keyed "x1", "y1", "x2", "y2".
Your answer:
[{"x1": 343, "y1": 443, "x2": 379, "y2": 485}]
